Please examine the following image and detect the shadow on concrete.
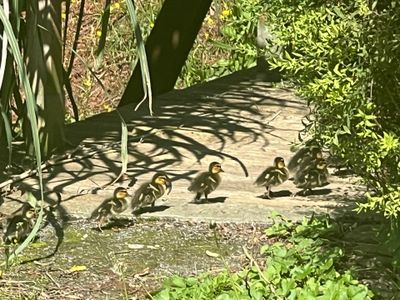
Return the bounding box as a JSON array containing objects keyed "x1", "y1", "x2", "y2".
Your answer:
[
  {"x1": 189, "y1": 196, "x2": 228, "y2": 204},
  {"x1": 0, "y1": 67, "x2": 336, "y2": 260},
  {"x1": 35, "y1": 68, "x2": 290, "y2": 191},
  {"x1": 133, "y1": 204, "x2": 171, "y2": 215},
  {"x1": 93, "y1": 219, "x2": 135, "y2": 231}
]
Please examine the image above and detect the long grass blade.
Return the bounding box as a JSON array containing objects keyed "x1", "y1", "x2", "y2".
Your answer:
[
  {"x1": 126, "y1": 0, "x2": 153, "y2": 115},
  {"x1": 0, "y1": 0, "x2": 13, "y2": 164},
  {"x1": 108, "y1": 110, "x2": 128, "y2": 186},
  {"x1": 10, "y1": 0, "x2": 20, "y2": 32},
  {"x1": 0, "y1": 107, "x2": 13, "y2": 165},
  {"x1": 6, "y1": 194, "x2": 44, "y2": 264},
  {"x1": 0, "y1": 5, "x2": 44, "y2": 265},
  {"x1": 0, "y1": 0, "x2": 9, "y2": 89}
]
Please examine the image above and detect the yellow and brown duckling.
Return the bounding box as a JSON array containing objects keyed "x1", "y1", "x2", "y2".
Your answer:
[
  {"x1": 131, "y1": 172, "x2": 172, "y2": 212},
  {"x1": 255, "y1": 157, "x2": 289, "y2": 199},
  {"x1": 188, "y1": 162, "x2": 224, "y2": 203},
  {"x1": 288, "y1": 144, "x2": 323, "y2": 173},
  {"x1": 3, "y1": 204, "x2": 37, "y2": 245},
  {"x1": 91, "y1": 187, "x2": 130, "y2": 230},
  {"x1": 293, "y1": 157, "x2": 329, "y2": 196}
]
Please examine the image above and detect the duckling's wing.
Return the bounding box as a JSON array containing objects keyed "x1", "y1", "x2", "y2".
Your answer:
[
  {"x1": 294, "y1": 166, "x2": 327, "y2": 188},
  {"x1": 255, "y1": 167, "x2": 288, "y2": 186},
  {"x1": 111, "y1": 199, "x2": 128, "y2": 214},
  {"x1": 288, "y1": 147, "x2": 312, "y2": 172},
  {"x1": 315, "y1": 168, "x2": 330, "y2": 187},
  {"x1": 188, "y1": 172, "x2": 210, "y2": 192},
  {"x1": 132, "y1": 182, "x2": 155, "y2": 209},
  {"x1": 293, "y1": 164, "x2": 309, "y2": 186},
  {"x1": 91, "y1": 199, "x2": 114, "y2": 220}
]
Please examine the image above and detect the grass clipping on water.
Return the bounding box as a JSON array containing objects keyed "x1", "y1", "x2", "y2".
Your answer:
[{"x1": 152, "y1": 214, "x2": 373, "y2": 300}]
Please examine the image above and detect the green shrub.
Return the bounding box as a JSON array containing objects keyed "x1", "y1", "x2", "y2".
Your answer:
[
  {"x1": 263, "y1": 0, "x2": 400, "y2": 218},
  {"x1": 152, "y1": 215, "x2": 373, "y2": 299}
]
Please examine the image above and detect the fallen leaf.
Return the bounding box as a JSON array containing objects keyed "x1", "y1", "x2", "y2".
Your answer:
[
  {"x1": 69, "y1": 265, "x2": 87, "y2": 272},
  {"x1": 127, "y1": 243, "x2": 145, "y2": 249},
  {"x1": 134, "y1": 267, "x2": 150, "y2": 278},
  {"x1": 205, "y1": 250, "x2": 220, "y2": 258},
  {"x1": 147, "y1": 245, "x2": 160, "y2": 250}
]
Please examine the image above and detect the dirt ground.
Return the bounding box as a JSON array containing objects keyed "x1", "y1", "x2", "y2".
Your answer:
[{"x1": 0, "y1": 218, "x2": 271, "y2": 299}]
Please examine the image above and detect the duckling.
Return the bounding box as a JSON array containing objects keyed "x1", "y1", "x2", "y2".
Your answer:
[
  {"x1": 131, "y1": 172, "x2": 172, "y2": 213},
  {"x1": 3, "y1": 205, "x2": 37, "y2": 245},
  {"x1": 293, "y1": 157, "x2": 329, "y2": 196},
  {"x1": 288, "y1": 144, "x2": 323, "y2": 173},
  {"x1": 188, "y1": 162, "x2": 224, "y2": 203},
  {"x1": 255, "y1": 157, "x2": 289, "y2": 199},
  {"x1": 92, "y1": 187, "x2": 130, "y2": 230}
]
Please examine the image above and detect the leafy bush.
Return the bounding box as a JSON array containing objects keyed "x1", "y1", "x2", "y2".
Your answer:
[
  {"x1": 263, "y1": 0, "x2": 400, "y2": 218},
  {"x1": 152, "y1": 215, "x2": 373, "y2": 299}
]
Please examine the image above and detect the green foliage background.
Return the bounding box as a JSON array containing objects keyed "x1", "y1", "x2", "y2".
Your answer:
[
  {"x1": 187, "y1": 0, "x2": 400, "y2": 219},
  {"x1": 262, "y1": 0, "x2": 400, "y2": 218}
]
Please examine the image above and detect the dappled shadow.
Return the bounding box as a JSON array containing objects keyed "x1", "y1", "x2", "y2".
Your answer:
[
  {"x1": 91, "y1": 219, "x2": 135, "y2": 231},
  {"x1": 189, "y1": 196, "x2": 227, "y2": 204},
  {"x1": 256, "y1": 190, "x2": 293, "y2": 199},
  {"x1": 0, "y1": 67, "x2": 310, "y2": 255},
  {"x1": 55, "y1": 67, "x2": 295, "y2": 184},
  {"x1": 133, "y1": 204, "x2": 171, "y2": 215},
  {"x1": 331, "y1": 169, "x2": 355, "y2": 177},
  {"x1": 3, "y1": 67, "x2": 301, "y2": 201},
  {"x1": 293, "y1": 188, "x2": 333, "y2": 197},
  {"x1": 1, "y1": 67, "x2": 301, "y2": 195}
]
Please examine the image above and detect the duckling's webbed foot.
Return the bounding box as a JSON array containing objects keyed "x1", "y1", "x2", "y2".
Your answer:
[
  {"x1": 262, "y1": 186, "x2": 272, "y2": 199},
  {"x1": 204, "y1": 193, "x2": 209, "y2": 202},
  {"x1": 193, "y1": 192, "x2": 203, "y2": 203},
  {"x1": 262, "y1": 192, "x2": 271, "y2": 199}
]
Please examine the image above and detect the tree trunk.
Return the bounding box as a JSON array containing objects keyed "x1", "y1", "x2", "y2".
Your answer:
[
  {"x1": 119, "y1": 0, "x2": 212, "y2": 107},
  {"x1": 25, "y1": 0, "x2": 65, "y2": 157}
]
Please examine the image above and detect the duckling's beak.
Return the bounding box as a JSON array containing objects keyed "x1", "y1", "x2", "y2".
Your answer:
[
  {"x1": 166, "y1": 179, "x2": 172, "y2": 195},
  {"x1": 220, "y1": 168, "x2": 224, "y2": 173}
]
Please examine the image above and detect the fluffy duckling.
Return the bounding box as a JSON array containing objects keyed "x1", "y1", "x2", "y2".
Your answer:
[
  {"x1": 293, "y1": 158, "x2": 329, "y2": 196},
  {"x1": 288, "y1": 144, "x2": 323, "y2": 173},
  {"x1": 3, "y1": 205, "x2": 37, "y2": 245},
  {"x1": 255, "y1": 157, "x2": 289, "y2": 199},
  {"x1": 92, "y1": 187, "x2": 130, "y2": 230},
  {"x1": 188, "y1": 162, "x2": 224, "y2": 203},
  {"x1": 131, "y1": 172, "x2": 172, "y2": 212}
]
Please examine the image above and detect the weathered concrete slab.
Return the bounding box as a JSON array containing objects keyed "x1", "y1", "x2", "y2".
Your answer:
[{"x1": 1, "y1": 68, "x2": 364, "y2": 223}]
